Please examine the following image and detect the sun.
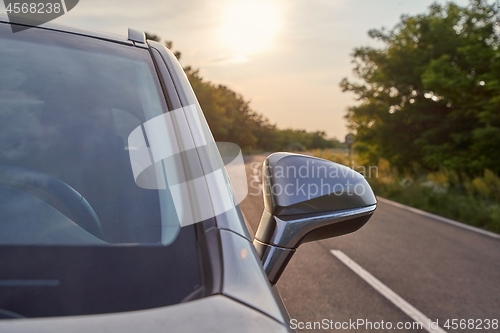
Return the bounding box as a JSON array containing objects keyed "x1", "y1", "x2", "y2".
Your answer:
[{"x1": 219, "y1": 0, "x2": 280, "y2": 56}]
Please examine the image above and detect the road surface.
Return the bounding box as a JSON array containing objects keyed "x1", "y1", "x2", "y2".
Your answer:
[{"x1": 239, "y1": 155, "x2": 500, "y2": 333}]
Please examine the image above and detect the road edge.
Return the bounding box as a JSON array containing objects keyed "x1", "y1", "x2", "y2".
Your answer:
[{"x1": 377, "y1": 197, "x2": 500, "y2": 240}]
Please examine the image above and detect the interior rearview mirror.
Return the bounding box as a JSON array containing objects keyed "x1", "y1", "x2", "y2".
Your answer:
[{"x1": 253, "y1": 153, "x2": 377, "y2": 284}]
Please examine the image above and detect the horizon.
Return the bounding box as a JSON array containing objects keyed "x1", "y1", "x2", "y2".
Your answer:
[{"x1": 2, "y1": 0, "x2": 469, "y2": 140}]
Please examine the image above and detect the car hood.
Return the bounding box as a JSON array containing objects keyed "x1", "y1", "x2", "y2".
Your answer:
[{"x1": 0, "y1": 295, "x2": 289, "y2": 333}]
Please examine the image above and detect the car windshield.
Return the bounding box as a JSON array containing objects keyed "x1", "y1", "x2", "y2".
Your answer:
[
  {"x1": 0, "y1": 24, "x2": 202, "y2": 319},
  {"x1": 0, "y1": 26, "x2": 184, "y2": 245}
]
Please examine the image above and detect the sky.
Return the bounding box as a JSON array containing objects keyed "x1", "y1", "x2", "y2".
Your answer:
[{"x1": 2, "y1": 0, "x2": 470, "y2": 140}]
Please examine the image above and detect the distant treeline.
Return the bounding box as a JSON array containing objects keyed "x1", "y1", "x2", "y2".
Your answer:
[
  {"x1": 186, "y1": 68, "x2": 342, "y2": 152},
  {"x1": 146, "y1": 33, "x2": 341, "y2": 152}
]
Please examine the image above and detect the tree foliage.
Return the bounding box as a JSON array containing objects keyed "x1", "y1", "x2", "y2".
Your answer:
[
  {"x1": 145, "y1": 33, "x2": 341, "y2": 152},
  {"x1": 341, "y1": 0, "x2": 500, "y2": 175}
]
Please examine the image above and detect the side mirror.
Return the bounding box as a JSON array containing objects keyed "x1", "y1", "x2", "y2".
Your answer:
[{"x1": 253, "y1": 153, "x2": 376, "y2": 284}]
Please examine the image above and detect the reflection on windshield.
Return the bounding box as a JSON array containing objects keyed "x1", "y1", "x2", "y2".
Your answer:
[
  {"x1": 128, "y1": 103, "x2": 247, "y2": 229},
  {"x1": 0, "y1": 34, "x2": 175, "y2": 245}
]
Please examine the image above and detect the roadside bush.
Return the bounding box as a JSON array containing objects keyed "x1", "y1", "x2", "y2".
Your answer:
[{"x1": 311, "y1": 150, "x2": 500, "y2": 234}]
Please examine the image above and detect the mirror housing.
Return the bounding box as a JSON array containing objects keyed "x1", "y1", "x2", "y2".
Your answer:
[{"x1": 253, "y1": 153, "x2": 376, "y2": 284}]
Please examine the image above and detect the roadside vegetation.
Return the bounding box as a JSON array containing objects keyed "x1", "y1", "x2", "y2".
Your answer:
[
  {"x1": 335, "y1": 0, "x2": 500, "y2": 233},
  {"x1": 370, "y1": 167, "x2": 500, "y2": 233},
  {"x1": 341, "y1": 0, "x2": 500, "y2": 176},
  {"x1": 309, "y1": 149, "x2": 500, "y2": 233}
]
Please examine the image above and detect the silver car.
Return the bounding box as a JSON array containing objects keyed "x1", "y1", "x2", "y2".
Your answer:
[{"x1": 0, "y1": 16, "x2": 376, "y2": 332}]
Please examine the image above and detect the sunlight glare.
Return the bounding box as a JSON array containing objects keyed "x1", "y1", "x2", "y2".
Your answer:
[{"x1": 219, "y1": 0, "x2": 280, "y2": 55}]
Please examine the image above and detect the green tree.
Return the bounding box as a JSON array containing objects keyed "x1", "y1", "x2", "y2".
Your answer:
[{"x1": 341, "y1": 0, "x2": 500, "y2": 175}]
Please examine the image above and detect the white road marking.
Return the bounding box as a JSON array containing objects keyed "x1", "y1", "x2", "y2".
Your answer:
[
  {"x1": 377, "y1": 197, "x2": 500, "y2": 239},
  {"x1": 60, "y1": 0, "x2": 68, "y2": 13},
  {"x1": 330, "y1": 250, "x2": 447, "y2": 333}
]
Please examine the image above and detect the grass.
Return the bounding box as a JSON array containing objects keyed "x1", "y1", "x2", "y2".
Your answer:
[{"x1": 306, "y1": 149, "x2": 500, "y2": 234}]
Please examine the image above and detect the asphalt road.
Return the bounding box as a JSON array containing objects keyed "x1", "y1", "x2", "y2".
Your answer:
[{"x1": 239, "y1": 155, "x2": 500, "y2": 333}]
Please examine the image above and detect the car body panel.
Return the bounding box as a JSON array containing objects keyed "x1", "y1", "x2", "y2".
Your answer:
[
  {"x1": 0, "y1": 17, "x2": 294, "y2": 332},
  {"x1": 148, "y1": 40, "x2": 290, "y2": 326},
  {"x1": 0, "y1": 14, "x2": 135, "y2": 47},
  {"x1": 220, "y1": 229, "x2": 284, "y2": 323},
  {"x1": 148, "y1": 40, "x2": 253, "y2": 241},
  {"x1": 0, "y1": 295, "x2": 288, "y2": 333}
]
